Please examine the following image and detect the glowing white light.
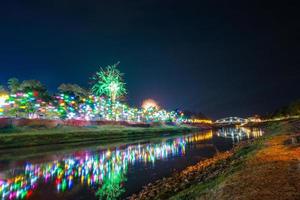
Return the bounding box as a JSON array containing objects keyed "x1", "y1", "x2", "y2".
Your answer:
[
  {"x1": 142, "y1": 99, "x2": 159, "y2": 110},
  {"x1": 0, "y1": 95, "x2": 9, "y2": 106},
  {"x1": 109, "y1": 82, "x2": 119, "y2": 93}
]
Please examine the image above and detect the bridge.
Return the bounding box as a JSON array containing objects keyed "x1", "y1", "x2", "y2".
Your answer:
[{"x1": 214, "y1": 117, "x2": 248, "y2": 125}]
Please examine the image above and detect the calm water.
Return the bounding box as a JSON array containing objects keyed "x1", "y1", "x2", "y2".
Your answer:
[{"x1": 0, "y1": 127, "x2": 263, "y2": 200}]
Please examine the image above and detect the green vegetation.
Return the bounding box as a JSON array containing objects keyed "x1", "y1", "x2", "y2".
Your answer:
[
  {"x1": 129, "y1": 120, "x2": 295, "y2": 200},
  {"x1": 168, "y1": 120, "x2": 296, "y2": 200},
  {"x1": 92, "y1": 62, "x2": 126, "y2": 103},
  {"x1": 58, "y1": 83, "x2": 89, "y2": 99},
  {"x1": 0, "y1": 125, "x2": 199, "y2": 149},
  {"x1": 168, "y1": 141, "x2": 263, "y2": 200},
  {"x1": 0, "y1": 85, "x2": 6, "y2": 93},
  {"x1": 270, "y1": 99, "x2": 300, "y2": 118},
  {"x1": 0, "y1": 63, "x2": 186, "y2": 123}
]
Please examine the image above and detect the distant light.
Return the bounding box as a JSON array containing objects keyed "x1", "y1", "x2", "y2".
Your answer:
[
  {"x1": 0, "y1": 94, "x2": 9, "y2": 106},
  {"x1": 142, "y1": 99, "x2": 159, "y2": 110}
]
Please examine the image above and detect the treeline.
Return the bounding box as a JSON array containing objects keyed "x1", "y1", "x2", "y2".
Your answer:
[
  {"x1": 0, "y1": 78, "x2": 93, "y2": 119},
  {"x1": 0, "y1": 65, "x2": 182, "y2": 123},
  {"x1": 0, "y1": 78, "x2": 89, "y2": 100},
  {"x1": 270, "y1": 99, "x2": 300, "y2": 118}
]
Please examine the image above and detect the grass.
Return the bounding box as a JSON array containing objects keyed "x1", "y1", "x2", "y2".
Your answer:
[
  {"x1": 168, "y1": 146, "x2": 260, "y2": 200},
  {"x1": 168, "y1": 121, "x2": 285, "y2": 200},
  {"x1": 0, "y1": 124, "x2": 200, "y2": 149},
  {"x1": 169, "y1": 173, "x2": 227, "y2": 200}
]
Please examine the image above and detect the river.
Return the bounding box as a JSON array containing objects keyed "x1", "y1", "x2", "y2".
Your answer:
[{"x1": 0, "y1": 127, "x2": 263, "y2": 200}]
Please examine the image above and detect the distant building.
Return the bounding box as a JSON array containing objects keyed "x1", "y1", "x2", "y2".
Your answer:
[{"x1": 247, "y1": 115, "x2": 262, "y2": 122}]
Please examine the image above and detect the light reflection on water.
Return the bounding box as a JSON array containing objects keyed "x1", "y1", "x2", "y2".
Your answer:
[
  {"x1": 216, "y1": 127, "x2": 263, "y2": 143},
  {"x1": 0, "y1": 127, "x2": 262, "y2": 200}
]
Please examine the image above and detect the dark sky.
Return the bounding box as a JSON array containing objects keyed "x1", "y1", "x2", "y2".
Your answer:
[{"x1": 0, "y1": 0, "x2": 299, "y2": 119}]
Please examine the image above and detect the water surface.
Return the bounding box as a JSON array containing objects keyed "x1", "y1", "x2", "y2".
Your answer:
[{"x1": 0, "y1": 127, "x2": 263, "y2": 200}]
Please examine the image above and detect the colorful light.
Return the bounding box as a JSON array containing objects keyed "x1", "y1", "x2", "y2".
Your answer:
[
  {"x1": 92, "y1": 64, "x2": 126, "y2": 103},
  {"x1": 0, "y1": 94, "x2": 9, "y2": 106},
  {"x1": 0, "y1": 131, "x2": 213, "y2": 200}
]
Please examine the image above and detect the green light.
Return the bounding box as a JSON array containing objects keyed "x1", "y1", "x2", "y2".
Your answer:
[{"x1": 92, "y1": 63, "x2": 126, "y2": 103}]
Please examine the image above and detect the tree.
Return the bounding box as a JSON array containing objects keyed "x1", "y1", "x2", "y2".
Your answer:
[
  {"x1": 7, "y1": 78, "x2": 20, "y2": 93},
  {"x1": 0, "y1": 85, "x2": 9, "y2": 115},
  {"x1": 21, "y1": 79, "x2": 50, "y2": 97},
  {"x1": 58, "y1": 83, "x2": 89, "y2": 99},
  {"x1": 56, "y1": 84, "x2": 90, "y2": 119},
  {"x1": 11, "y1": 80, "x2": 50, "y2": 118},
  {"x1": 20, "y1": 80, "x2": 45, "y2": 92},
  {"x1": 0, "y1": 85, "x2": 7, "y2": 93},
  {"x1": 92, "y1": 63, "x2": 126, "y2": 103}
]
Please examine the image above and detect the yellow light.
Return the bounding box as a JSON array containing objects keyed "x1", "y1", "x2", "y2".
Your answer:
[
  {"x1": 191, "y1": 118, "x2": 212, "y2": 124},
  {"x1": 142, "y1": 99, "x2": 159, "y2": 110},
  {"x1": 0, "y1": 94, "x2": 9, "y2": 106}
]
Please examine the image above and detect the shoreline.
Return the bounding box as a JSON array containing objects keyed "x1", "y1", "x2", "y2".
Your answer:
[
  {"x1": 128, "y1": 119, "x2": 300, "y2": 200},
  {"x1": 0, "y1": 124, "x2": 207, "y2": 150},
  {"x1": 0, "y1": 126, "x2": 210, "y2": 162}
]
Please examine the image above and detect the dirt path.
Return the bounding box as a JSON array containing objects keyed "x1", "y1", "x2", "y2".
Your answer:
[
  {"x1": 127, "y1": 120, "x2": 300, "y2": 200},
  {"x1": 201, "y1": 132, "x2": 300, "y2": 200}
]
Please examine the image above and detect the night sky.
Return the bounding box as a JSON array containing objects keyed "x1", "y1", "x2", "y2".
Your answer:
[{"x1": 0, "y1": 0, "x2": 299, "y2": 119}]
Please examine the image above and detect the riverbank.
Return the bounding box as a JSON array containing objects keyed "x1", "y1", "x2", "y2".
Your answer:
[
  {"x1": 128, "y1": 119, "x2": 300, "y2": 200},
  {"x1": 0, "y1": 124, "x2": 203, "y2": 150}
]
